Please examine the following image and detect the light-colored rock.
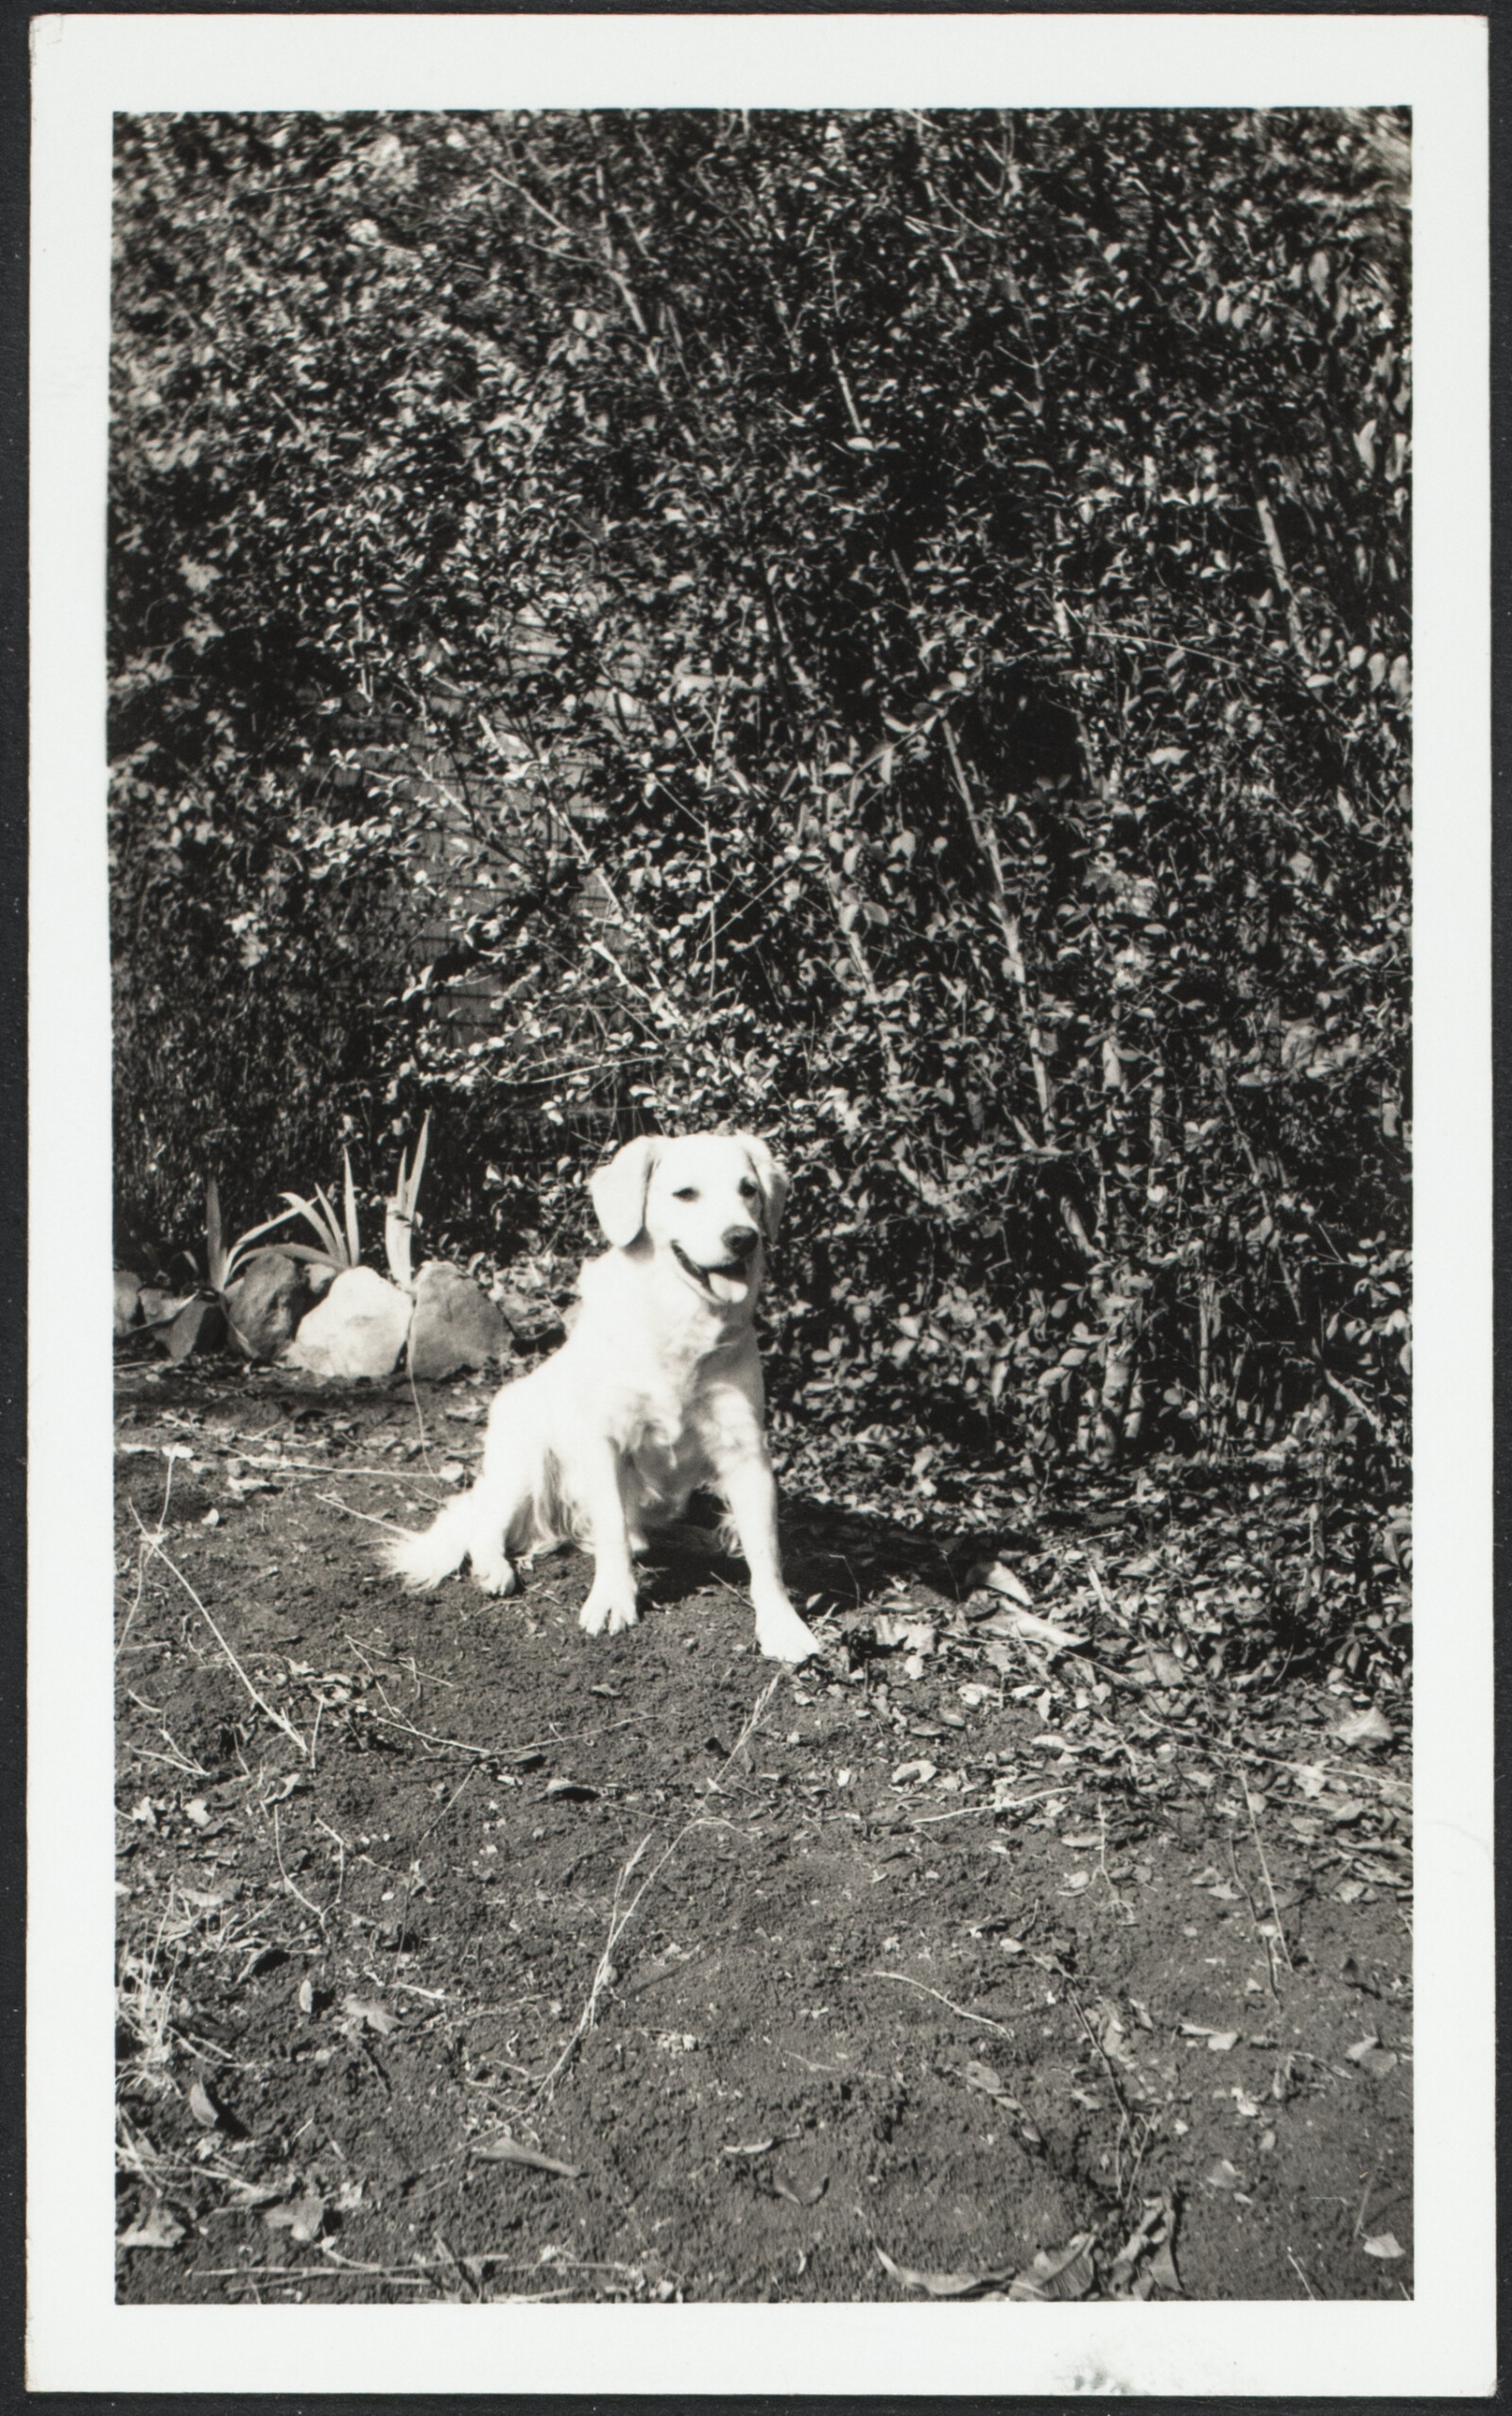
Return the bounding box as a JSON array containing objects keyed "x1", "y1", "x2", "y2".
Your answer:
[
  {"x1": 407, "y1": 1261, "x2": 509, "y2": 1381},
  {"x1": 284, "y1": 1266, "x2": 412, "y2": 1379},
  {"x1": 114, "y1": 1269, "x2": 142, "y2": 1334},
  {"x1": 222, "y1": 1250, "x2": 310, "y2": 1360}
]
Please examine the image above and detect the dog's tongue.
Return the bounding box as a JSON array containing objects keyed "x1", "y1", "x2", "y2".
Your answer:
[{"x1": 705, "y1": 1266, "x2": 749, "y2": 1305}]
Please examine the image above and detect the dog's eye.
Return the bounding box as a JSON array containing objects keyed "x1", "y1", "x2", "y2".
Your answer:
[
  {"x1": 739, "y1": 1179, "x2": 758, "y2": 1198},
  {"x1": 672, "y1": 1186, "x2": 698, "y2": 1201}
]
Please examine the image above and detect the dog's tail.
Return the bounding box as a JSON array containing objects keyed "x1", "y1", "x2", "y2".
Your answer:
[{"x1": 381, "y1": 1493, "x2": 478, "y2": 1592}]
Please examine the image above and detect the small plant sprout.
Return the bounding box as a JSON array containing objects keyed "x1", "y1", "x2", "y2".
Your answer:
[
  {"x1": 282, "y1": 1148, "x2": 365, "y2": 1275},
  {"x1": 385, "y1": 1112, "x2": 432, "y2": 1292}
]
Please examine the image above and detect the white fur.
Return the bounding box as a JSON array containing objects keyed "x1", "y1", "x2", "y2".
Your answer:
[{"x1": 382, "y1": 1132, "x2": 816, "y2": 1664}]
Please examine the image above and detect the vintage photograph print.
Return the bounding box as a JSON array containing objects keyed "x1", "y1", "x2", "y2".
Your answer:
[{"x1": 106, "y1": 101, "x2": 1418, "y2": 2311}]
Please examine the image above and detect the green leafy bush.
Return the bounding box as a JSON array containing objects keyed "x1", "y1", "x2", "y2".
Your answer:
[{"x1": 110, "y1": 107, "x2": 1410, "y2": 1470}]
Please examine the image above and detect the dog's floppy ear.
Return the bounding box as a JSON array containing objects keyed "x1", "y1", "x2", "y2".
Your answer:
[
  {"x1": 589, "y1": 1135, "x2": 660, "y2": 1247},
  {"x1": 737, "y1": 1134, "x2": 790, "y2": 1241}
]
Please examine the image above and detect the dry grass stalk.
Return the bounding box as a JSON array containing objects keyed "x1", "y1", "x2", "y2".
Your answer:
[
  {"x1": 129, "y1": 1505, "x2": 309, "y2": 1761},
  {"x1": 540, "y1": 1677, "x2": 784, "y2": 2093},
  {"x1": 865, "y1": 1970, "x2": 1014, "y2": 2041}
]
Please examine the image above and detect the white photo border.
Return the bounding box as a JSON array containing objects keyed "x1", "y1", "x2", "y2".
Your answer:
[{"x1": 29, "y1": 12, "x2": 1492, "y2": 2395}]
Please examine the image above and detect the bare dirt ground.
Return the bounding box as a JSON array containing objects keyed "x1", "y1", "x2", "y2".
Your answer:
[{"x1": 114, "y1": 1360, "x2": 1412, "y2": 2305}]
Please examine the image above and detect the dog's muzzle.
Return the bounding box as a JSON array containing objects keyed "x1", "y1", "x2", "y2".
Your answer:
[{"x1": 673, "y1": 1234, "x2": 760, "y2": 1300}]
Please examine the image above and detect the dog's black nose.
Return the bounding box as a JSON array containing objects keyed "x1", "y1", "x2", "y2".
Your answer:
[{"x1": 722, "y1": 1225, "x2": 760, "y2": 1261}]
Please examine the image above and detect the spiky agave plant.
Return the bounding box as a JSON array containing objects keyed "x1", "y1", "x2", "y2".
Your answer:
[
  {"x1": 384, "y1": 1113, "x2": 431, "y2": 1292},
  {"x1": 281, "y1": 1148, "x2": 364, "y2": 1276}
]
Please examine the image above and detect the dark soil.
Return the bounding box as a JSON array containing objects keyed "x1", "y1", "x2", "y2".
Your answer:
[{"x1": 114, "y1": 1362, "x2": 1412, "y2": 2305}]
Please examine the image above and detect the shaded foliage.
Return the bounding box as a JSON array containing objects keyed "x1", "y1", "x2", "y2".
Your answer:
[{"x1": 111, "y1": 107, "x2": 1410, "y2": 1477}]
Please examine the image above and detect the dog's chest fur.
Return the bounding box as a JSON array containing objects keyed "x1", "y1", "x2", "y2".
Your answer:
[{"x1": 569, "y1": 1247, "x2": 765, "y2": 1513}]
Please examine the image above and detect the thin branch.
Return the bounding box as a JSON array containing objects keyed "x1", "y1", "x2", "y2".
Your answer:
[
  {"x1": 865, "y1": 1970, "x2": 1013, "y2": 2040},
  {"x1": 129, "y1": 1508, "x2": 308, "y2": 1760}
]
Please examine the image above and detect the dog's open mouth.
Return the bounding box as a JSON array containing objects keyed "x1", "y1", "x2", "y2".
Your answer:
[{"x1": 672, "y1": 1242, "x2": 751, "y2": 1304}]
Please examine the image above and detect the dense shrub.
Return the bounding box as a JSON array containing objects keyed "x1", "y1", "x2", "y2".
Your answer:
[{"x1": 111, "y1": 107, "x2": 1410, "y2": 1469}]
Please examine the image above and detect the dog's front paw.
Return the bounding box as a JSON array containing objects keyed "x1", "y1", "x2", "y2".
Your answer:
[
  {"x1": 755, "y1": 1599, "x2": 820, "y2": 1664},
  {"x1": 579, "y1": 1583, "x2": 639, "y2": 1638},
  {"x1": 472, "y1": 1555, "x2": 516, "y2": 1598}
]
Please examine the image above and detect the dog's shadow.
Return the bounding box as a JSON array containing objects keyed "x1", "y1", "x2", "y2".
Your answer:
[{"x1": 636, "y1": 1491, "x2": 1016, "y2": 1619}]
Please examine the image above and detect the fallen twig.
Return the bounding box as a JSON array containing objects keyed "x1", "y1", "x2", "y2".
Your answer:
[
  {"x1": 359, "y1": 1692, "x2": 547, "y2": 1765},
  {"x1": 537, "y1": 1674, "x2": 783, "y2": 2093},
  {"x1": 908, "y1": 1786, "x2": 1068, "y2": 1827},
  {"x1": 315, "y1": 1816, "x2": 348, "y2": 1908},
  {"x1": 865, "y1": 1970, "x2": 1013, "y2": 2040},
  {"x1": 317, "y1": 1493, "x2": 410, "y2": 1533},
  {"x1": 129, "y1": 1507, "x2": 308, "y2": 1760},
  {"x1": 1063, "y1": 1976, "x2": 1134, "y2": 2132},
  {"x1": 1233, "y1": 1763, "x2": 1295, "y2": 1976},
  {"x1": 271, "y1": 1803, "x2": 324, "y2": 1921},
  {"x1": 705, "y1": 1674, "x2": 782, "y2": 1793},
  {"x1": 231, "y1": 1459, "x2": 449, "y2": 1485},
  {"x1": 116, "y1": 1462, "x2": 173, "y2": 1657},
  {"x1": 470, "y1": 2134, "x2": 583, "y2": 2178}
]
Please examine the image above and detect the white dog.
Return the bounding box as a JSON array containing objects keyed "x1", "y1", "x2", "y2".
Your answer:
[{"x1": 383, "y1": 1131, "x2": 817, "y2": 1663}]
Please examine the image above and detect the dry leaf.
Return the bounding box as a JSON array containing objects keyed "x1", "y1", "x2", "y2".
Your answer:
[
  {"x1": 971, "y1": 1560, "x2": 1035, "y2": 1606},
  {"x1": 1204, "y1": 2159, "x2": 1242, "y2": 2190},
  {"x1": 890, "y1": 1759, "x2": 936, "y2": 1787},
  {"x1": 118, "y1": 2204, "x2": 185, "y2": 2251},
  {"x1": 342, "y1": 1994, "x2": 399, "y2": 2036},
  {"x1": 876, "y1": 2243, "x2": 1013, "y2": 2298},
  {"x1": 1335, "y1": 1706, "x2": 1394, "y2": 1748},
  {"x1": 1206, "y1": 2031, "x2": 1239, "y2": 2052},
  {"x1": 1108, "y1": 2194, "x2": 1177, "y2": 2296},
  {"x1": 1145, "y1": 1649, "x2": 1187, "y2": 1688},
  {"x1": 874, "y1": 1614, "x2": 936, "y2": 1653},
  {"x1": 187, "y1": 2079, "x2": 220, "y2": 2128},
  {"x1": 770, "y1": 2175, "x2": 827, "y2": 2207},
  {"x1": 961, "y1": 2061, "x2": 1023, "y2": 2111},
  {"x1": 470, "y1": 2133, "x2": 583, "y2": 2178},
  {"x1": 1362, "y1": 2232, "x2": 1405, "y2": 2259},
  {"x1": 545, "y1": 1777, "x2": 598, "y2": 1801},
  {"x1": 264, "y1": 2195, "x2": 325, "y2": 2242},
  {"x1": 1346, "y1": 2037, "x2": 1399, "y2": 2077},
  {"x1": 1006, "y1": 2232, "x2": 1096, "y2": 2302},
  {"x1": 1147, "y1": 2233, "x2": 1183, "y2": 2294},
  {"x1": 183, "y1": 1797, "x2": 211, "y2": 1828},
  {"x1": 986, "y1": 1607, "x2": 1087, "y2": 1652},
  {"x1": 297, "y1": 1977, "x2": 315, "y2": 2014}
]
